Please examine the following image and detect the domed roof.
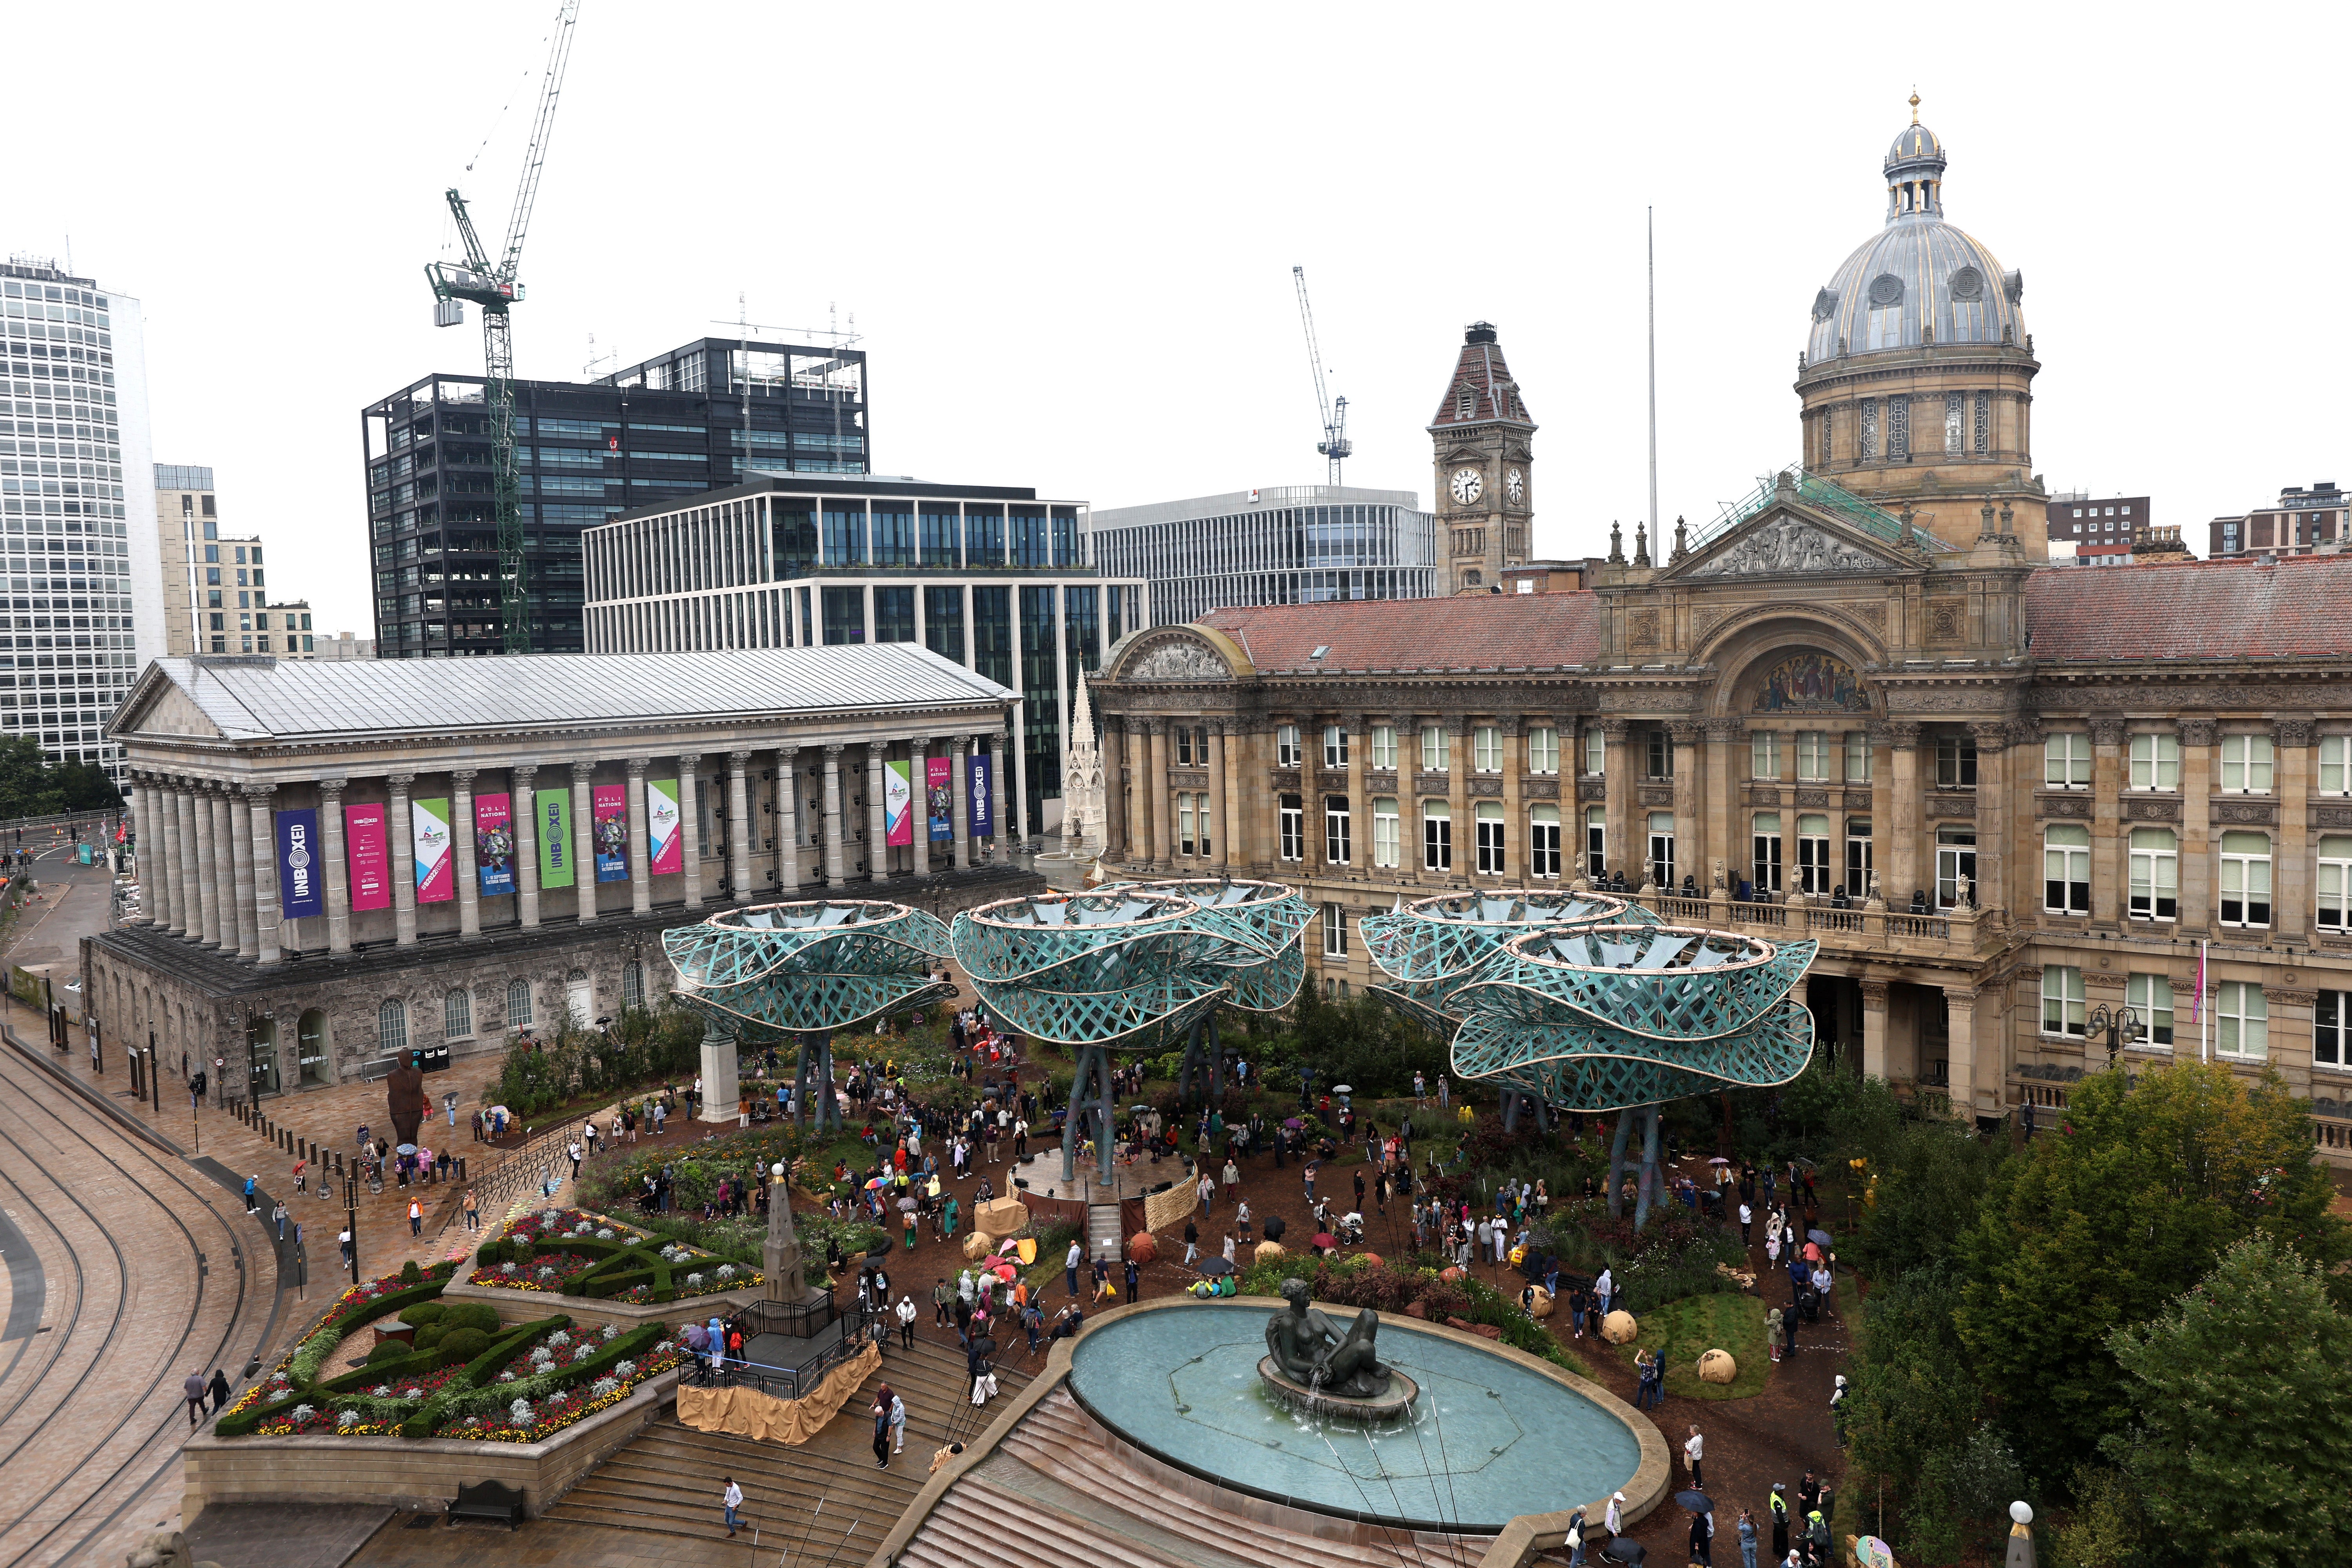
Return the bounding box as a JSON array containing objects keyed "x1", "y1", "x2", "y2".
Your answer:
[{"x1": 1805, "y1": 107, "x2": 2025, "y2": 364}]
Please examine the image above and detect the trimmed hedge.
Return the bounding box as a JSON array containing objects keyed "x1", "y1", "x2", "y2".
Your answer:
[
  {"x1": 220, "y1": 1277, "x2": 452, "y2": 1435},
  {"x1": 439, "y1": 1322, "x2": 669, "y2": 1424},
  {"x1": 462, "y1": 1314, "x2": 570, "y2": 1388},
  {"x1": 401, "y1": 1301, "x2": 446, "y2": 1328},
  {"x1": 437, "y1": 1327, "x2": 491, "y2": 1366}
]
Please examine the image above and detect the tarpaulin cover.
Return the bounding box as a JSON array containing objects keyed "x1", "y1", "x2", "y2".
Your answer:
[{"x1": 672, "y1": 1341, "x2": 880, "y2": 1446}]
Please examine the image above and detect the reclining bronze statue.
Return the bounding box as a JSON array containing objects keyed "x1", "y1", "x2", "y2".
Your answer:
[{"x1": 1263, "y1": 1278, "x2": 1392, "y2": 1399}]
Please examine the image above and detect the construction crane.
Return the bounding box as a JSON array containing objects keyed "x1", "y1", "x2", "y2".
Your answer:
[
  {"x1": 426, "y1": 1, "x2": 581, "y2": 654},
  {"x1": 1291, "y1": 264, "x2": 1351, "y2": 485}
]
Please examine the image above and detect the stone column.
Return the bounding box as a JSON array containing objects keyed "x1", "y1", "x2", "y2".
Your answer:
[
  {"x1": 155, "y1": 777, "x2": 183, "y2": 934},
  {"x1": 571, "y1": 762, "x2": 597, "y2": 922},
  {"x1": 730, "y1": 750, "x2": 757, "y2": 900},
  {"x1": 176, "y1": 784, "x2": 201, "y2": 940},
  {"x1": 2175, "y1": 720, "x2": 2212, "y2": 938},
  {"x1": 452, "y1": 769, "x2": 481, "y2": 938},
  {"x1": 1298, "y1": 715, "x2": 1321, "y2": 877},
  {"x1": 513, "y1": 765, "x2": 541, "y2": 930},
  {"x1": 987, "y1": 731, "x2": 1007, "y2": 862},
  {"x1": 1121, "y1": 725, "x2": 1146, "y2": 863},
  {"x1": 228, "y1": 787, "x2": 256, "y2": 960},
  {"x1": 1446, "y1": 717, "x2": 1470, "y2": 883},
  {"x1": 388, "y1": 773, "x2": 419, "y2": 947},
  {"x1": 245, "y1": 783, "x2": 280, "y2": 966},
  {"x1": 1863, "y1": 726, "x2": 1891, "y2": 903},
  {"x1": 1888, "y1": 724, "x2": 1922, "y2": 904},
  {"x1": 1346, "y1": 712, "x2": 1368, "y2": 877},
  {"x1": 822, "y1": 744, "x2": 847, "y2": 887},
  {"x1": 626, "y1": 759, "x2": 652, "y2": 915},
  {"x1": 2091, "y1": 717, "x2": 2129, "y2": 927},
  {"x1": 2276, "y1": 719, "x2": 2314, "y2": 940},
  {"x1": 1965, "y1": 723, "x2": 2008, "y2": 916},
  {"x1": 1146, "y1": 719, "x2": 1170, "y2": 871},
  {"x1": 678, "y1": 755, "x2": 703, "y2": 909},
  {"x1": 191, "y1": 782, "x2": 220, "y2": 947},
  {"x1": 320, "y1": 780, "x2": 352, "y2": 956},
  {"x1": 864, "y1": 743, "x2": 888, "y2": 884},
  {"x1": 1101, "y1": 717, "x2": 1126, "y2": 862},
  {"x1": 776, "y1": 745, "x2": 803, "y2": 892},
  {"x1": 212, "y1": 789, "x2": 239, "y2": 951},
  {"x1": 1600, "y1": 719, "x2": 1633, "y2": 883},
  {"x1": 1860, "y1": 978, "x2": 1890, "y2": 1079},
  {"x1": 1945, "y1": 986, "x2": 1980, "y2": 1123},
  {"x1": 947, "y1": 736, "x2": 971, "y2": 871},
  {"x1": 1209, "y1": 722, "x2": 1232, "y2": 869},
  {"x1": 907, "y1": 738, "x2": 930, "y2": 878},
  {"x1": 1670, "y1": 721, "x2": 1702, "y2": 890},
  {"x1": 1496, "y1": 715, "x2": 1523, "y2": 881},
  {"x1": 131, "y1": 777, "x2": 158, "y2": 926}
]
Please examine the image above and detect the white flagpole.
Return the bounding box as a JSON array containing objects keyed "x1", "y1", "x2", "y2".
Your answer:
[
  {"x1": 2199, "y1": 938, "x2": 2210, "y2": 1062},
  {"x1": 1647, "y1": 207, "x2": 1659, "y2": 546}
]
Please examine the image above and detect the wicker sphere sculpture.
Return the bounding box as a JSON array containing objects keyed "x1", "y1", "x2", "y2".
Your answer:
[
  {"x1": 661, "y1": 898, "x2": 954, "y2": 1039},
  {"x1": 1358, "y1": 889, "x2": 1651, "y2": 1038}
]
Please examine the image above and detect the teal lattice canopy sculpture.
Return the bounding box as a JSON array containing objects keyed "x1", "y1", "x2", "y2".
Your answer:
[
  {"x1": 1101, "y1": 877, "x2": 1312, "y2": 1014},
  {"x1": 1452, "y1": 924, "x2": 1817, "y2": 1111},
  {"x1": 662, "y1": 898, "x2": 955, "y2": 1038},
  {"x1": 1358, "y1": 889, "x2": 1650, "y2": 1038}
]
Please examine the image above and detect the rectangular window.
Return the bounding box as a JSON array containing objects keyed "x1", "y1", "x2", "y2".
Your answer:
[
  {"x1": 1584, "y1": 806, "x2": 1606, "y2": 879},
  {"x1": 1584, "y1": 726, "x2": 1605, "y2": 777},
  {"x1": 1888, "y1": 395, "x2": 1910, "y2": 460},
  {"x1": 1526, "y1": 725, "x2": 1560, "y2": 775},
  {"x1": 1530, "y1": 804, "x2": 1561, "y2": 879},
  {"x1": 2045, "y1": 823, "x2": 2092, "y2": 915},
  {"x1": 1421, "y1": 725, "x2": 1451, "y2": 772},
  {"x1": 2128, "y1": 826, "x2": 2179, "y2": 921},
  {"x1": 2042, "y1": 965, "x2": 2086, "y2": 1037},
  {"x1": 2322, "y1": 736, "x2": 2352, "y2": 796},
  {"x1": 1179, "y1": 794, "x2": 1197, "y2": 857},
  {"x1": 1859, "y1": 397, "x2": 1878, "y2": 459},
  {"x1": 1371, "y1": 724, "x2": 1397, "y2": 770},
  {"x1": 1474, "y1": 725, "x2": 1503, "y2": 773},
  {"x1": 2220, "y1": 733, "x2": 2274, "y2": 794},
  {"x1": 1944, "y1": 390, "x2": 1964, "y2": 454},
  {"x1": 1751, "y1": 811, "x2": 1783, "y2": 893},
  {"x1": 1751, "y1": 732, "x2": 1781, "y2": 781},
  {"x1": 1845, "y1": 817, "x2": 1873, "y2": 898},
  {"x1": 1277, "y1": 724, "x2": 1301, "y2": 769},
  {"x1": 1175, "y1": 728, "x2": 1195, "y2": 767},
  {"x1": 1936, "y1": 737, "x2": 1978, "y2": 788},
  {"x1": 2318, "y1": 834, "x2": 2352, "y2": 932},
  {"x1": 1475, "y1": 802, "x2": 1506, "y2": 874},
  {"x1": 1795, "y1": 731, "x2": 1830, "y2": 782},
  {"x1": 1423, "y1": 801, "x2": 1452, "y2": 872},
  {"x1": 1648, "y1": 811, "x2": 1678, "y2": 889},
  {"x1": 1644, "y1": 729, "x2": 1672, "y2": 780},
  {"x1": 2123, "y1": 973, "x2": 2174, "y2": 1049},
  {"x1": 1936, "y1": 826, "x2": 1978, "y2": 909},
  {"x1": 1974, "y1": 391, "x2": 1991, "y2": 455},
  {"x1": 1372, "y1": 798, "x2": 1401, "y2": 868},
  {"x1": 1323, "y1": 725, "x2": 1350, "y2": 770},
  {"x1": 2318, "y1": 990, "x2": 2350, "y2": 1067},
  {"x1": 1795, "y1": 812, "x2": 1831, "y2": 894},
  {"x1": 2044, "y1": 733, "x2": 2091, "y2": 789},
  {"x1": 1325, "y1": 794, "x2": 1352, "y2": 866},
  {"x1": 1279, "y1": 794, "x2": 1305, "y2": 862},
  {"x1": 1323, "y1": 902, "x2": 1348, "y2": 959},
  {"x1": 2220, "y1": 831, "x2": 2273, "y2": 928},
  {"x1": 2129, "y1": 732, "x2": 2180, "y2": 791},
  {"x1": 1845, "y1": 731, "x2": 1873, "y2": 784},
  {"x1": 2216, "y1": 981, "x2": 2267, "y2": 1060}
]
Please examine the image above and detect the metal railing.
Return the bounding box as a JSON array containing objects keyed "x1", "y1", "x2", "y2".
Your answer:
[{"x1": 711, "y1": 1300, "x2": 878, "y2": 1402}]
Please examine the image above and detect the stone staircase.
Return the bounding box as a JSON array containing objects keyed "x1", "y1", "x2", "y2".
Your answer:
[
  {"x1": 1087, "y1": 1201, "x2": 1124, "y2": 1262},
  {"x1": 543, "y1": 1330, "x2": 1033, "y2": 1557},
  {"x1": 898, "y1": 1386, "x2": 1470, "y2": 1568}
]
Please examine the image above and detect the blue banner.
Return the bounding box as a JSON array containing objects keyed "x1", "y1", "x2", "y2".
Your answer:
[
  {"x1": 275, "y1": 807, "x2": 324, "y2": 919},
  {"x1": 968, "y1": 755, "x2": 994, "y2": 838}
]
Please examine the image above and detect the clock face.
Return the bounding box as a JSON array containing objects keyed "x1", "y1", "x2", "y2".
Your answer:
[
  {"x1": 1450, "y1": 466, "x2": 1484, "y2": 506},
  {"x1": 1506, "y1": 468, "x2": 1525, "y2": 504}
]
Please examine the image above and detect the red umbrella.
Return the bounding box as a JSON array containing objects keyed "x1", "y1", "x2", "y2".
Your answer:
[{"x1": 1310, "y1": 1232, "x2": 1337, "y2": 1250}]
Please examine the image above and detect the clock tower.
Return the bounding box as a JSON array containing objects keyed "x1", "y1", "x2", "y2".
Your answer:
[{"x1": 1428, "y1": 321, "x2": 1535, "y2": 594}]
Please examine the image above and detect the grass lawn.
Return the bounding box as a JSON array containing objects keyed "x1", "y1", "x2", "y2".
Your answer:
[{"x1": 1617, "y1": 1292, "x2": 1769, "y2": 1400}]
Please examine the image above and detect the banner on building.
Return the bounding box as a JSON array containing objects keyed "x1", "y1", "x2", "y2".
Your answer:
[
  {"x1": 537, "y1": 790, "x2": 574, "y2": 889},
  {"x1": 593, "y1": 784, "x2": 629, "y2": 882},
  {"x1": 926, "y1": 757, "x2": 953, "y2": 842},
  {"x1": 884, "y1": 760, "x2": 914, "y2": 847},
  {"x1": 412, "y1": 797, "x2": 454, "y2": 903},
  {"x1": 969, "y1": 755, "x2": 994, "y2": 838},
  {"x1": 347, "y1": 802, "x2": 390, "y2": 912},
  {"x1": 647, "y1": 777, "x2": 682, "y2": 875},
  {"x1": 274, "y1": 807, "x2": 323, "y2": 919},
  {"x1": 475, "y1": 792, "x2": 515, "y2": 898}
]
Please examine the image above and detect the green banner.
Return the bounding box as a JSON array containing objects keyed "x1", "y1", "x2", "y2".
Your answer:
[{"x1": 537, "y1": 788, "x2": 574, "y2": 889}]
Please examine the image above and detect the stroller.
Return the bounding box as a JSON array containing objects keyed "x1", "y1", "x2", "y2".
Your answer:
[
  {"x1": 1335, "y1": 1212, "x2": 1366, "y2": 1246},
  {"x1": 1797, "y1": 1284, "x2": 1823, "y2": 1323}
]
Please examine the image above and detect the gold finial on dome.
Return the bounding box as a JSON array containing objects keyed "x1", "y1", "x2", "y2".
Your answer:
[{"x1": 1909, "y1": 90, "x2": 1921, "y2": 124}]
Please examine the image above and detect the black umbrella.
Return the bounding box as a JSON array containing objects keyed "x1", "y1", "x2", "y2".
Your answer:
[
  {"x1": 1602, "y1": 1541, "x2": 1646, "y2": 1565},
  {"x1": 1807, "y1": 1228, "x2": 1833, "y2": 1248},
  {"x1": 1262, "y1": 1215, "x2": 1287, "y2": 1241},
  {"x1": 1198, "y1": 1256, "x2": 1236, "y2": 1277},
  {"x1": 972, "y1": 1335, "x2": 998, "y2": 1357},
  {"x1": 1675, "y1": 1488, "x2": 1713, "y2": 1513}
]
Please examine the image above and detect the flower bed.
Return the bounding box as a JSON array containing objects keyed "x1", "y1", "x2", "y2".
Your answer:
[
  {"x1": 437, "y1": 1334, "x2": 688, "y2": 1441},
  {"x1": 470, "y1": 1251, "x2": 601, "y2": 1293},
  {"x1": 223, "y1": 1266, "x2": 456, "y2": 1423},
  {"x1": 471, "y1": 1207, "x2": 761, "y2": 1303}
]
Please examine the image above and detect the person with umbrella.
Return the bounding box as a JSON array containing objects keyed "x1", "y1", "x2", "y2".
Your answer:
[{"x1": 1685, "y1": 1495, "x2": 1715, "y2": 1567}]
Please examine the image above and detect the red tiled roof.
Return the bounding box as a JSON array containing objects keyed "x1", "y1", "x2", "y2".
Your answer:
[
  {"x1": 2025, "y1": 552, "x2": 2352, "y2": 662},
  {"x1": 1428, "y1": 336, "x2": 1535, "y2": 429},
  {"x1": 1196, "y1": 594, "x2": 1602, "y2": 674}
]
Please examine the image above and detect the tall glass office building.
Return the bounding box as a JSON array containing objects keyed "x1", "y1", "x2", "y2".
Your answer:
[
  {"x1": 584, "y1": 474, "x2": 1145, "y2": 840},
  {"x1": 1089, "y1": 485, "x2": 1437, "y2": 627}
]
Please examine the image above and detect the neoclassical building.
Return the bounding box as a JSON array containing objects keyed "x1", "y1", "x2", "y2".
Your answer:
[
  {"x1": 91, "y1": 645, "x2": 1036, "y2": 1099},
  {"x1": 1089, "y1": 109, "x2": 2352, "y2": 1166}
]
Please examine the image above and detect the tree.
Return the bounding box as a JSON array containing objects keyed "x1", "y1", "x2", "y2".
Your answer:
[
  {"x1": 1953, "y1": 1058, "x2": 2347, "y2": 1481},
  {"x1": 54, "y1": 762, "x2": 121, "y2": 813},
  {"x1": 0, "y1": 737, "x2": 62, "y2": 820},
  {"x1": 2102, "y1": 1235, "x2": 2352, "y2": 1568}
]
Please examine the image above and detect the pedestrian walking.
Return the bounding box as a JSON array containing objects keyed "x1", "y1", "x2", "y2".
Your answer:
[
  {"x1": 338, "y1": 1225, "x2": 353, "y2": 1268},
  {"x1": 568, "y1": 1140, "x2": 582, "y2": 1179},
  {"x1": 1738, "y1": 1509, "x2": 1758, "y2": 1568},
  {"x1": 871, "y1": 1394, "x2": 892, "y2": 1468},
  {"x1": 896, "y1": 1293, "x2": 917, "y2": 1350},
  {"x1": 271, "y1": 1201, "x2": 287, "y2": 1242},
  {"x1": 242, "y1": 1174, "x2": 257, "y2": 1213},
  {"x1": 1769, "y1": 1486, "x2": 1789, "y2": 1560},
  {"x1": 1766, "y1": 1306, "x2": 1784, "y2": 1362},
  {"x1": 1605, "y1": 1490, "x2": 1624, "y2": 1538},
  {"x1": 1739, "y1": 1200, "x2": 1753, "y2": 1245},
  {"x1": 463, "y1": 1190, "x2": 479, "y2": 1230},
  {"x1": 408, "y1": 1197, "x2": 423, "y2": 1236},
  {"x1": 1684, "y1": 1424, "x2": 1705, "y2": 1489},
  {"x1": 1182, "y1": 1218, "x2": 1199, "y2": 1265},
  {"x1": 889, "y1": 1386, "x2": 908, "y2": 1452},
  {"x1": 1303, "y1": 1160, "x2": 1318, "y2": 1203},
  {"x1": 1593, "y1": 1265, "x2": 1614, "y2": 1316},
  {"x1": 1197, "y1": 1170, "x2": 1216, "y2": 1218},
  {"x1": 934, "y1": 1277, "x2": 955, "y2": 1327},
  {"x1": 207, "y1": 1367, "x2": 233, "y2": 1414},
  {"x1": 722, "y1": 1476, "x2": 744, "y2": 1536},
  {"x1": 1565, "y1": 1507, "x2": 1587, "y2": 1568},
  {"x1": 1125, "y1": 1256, "x2": 1140, "y2": 1300},
  {"x1": 1690, "y1": 1507, "x2": 1713, "y2": 1567},
  {"x1": 1830, "y1": 1374, "x2": 1849, "y2": 1446},
  {"x1": 1065, "y1": 1238, "x2": 1083, "y2": 1297},
  {"x1": 183, "y1": 1371, "x2": 208, "y2": 1427}
]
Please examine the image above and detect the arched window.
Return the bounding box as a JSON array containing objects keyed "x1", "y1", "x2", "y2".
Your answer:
[
  {"x1": 298, "y1": 1009, "x2": 328, "y2": 1085},
  {"x1": 622, "y1": 961, "x2": 644, "y2": 1008},
  {"x1": 378, "y1": 998, "x2": 408, "y2": 1056},
  {"x1": 506, "y1": 980, "x2": 533, "y2": 1029},
  {"x1": 445, "y1": 988, "x2": 473, "y2": 1039}
]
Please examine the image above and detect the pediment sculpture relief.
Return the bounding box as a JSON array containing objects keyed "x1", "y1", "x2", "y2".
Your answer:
[
  {"x1": 1688, "y1": 517, "x2": 1892, "y2": 579},
  {"x1": 1129, "y1": 641, "x2": 1232, "y2": 682}
]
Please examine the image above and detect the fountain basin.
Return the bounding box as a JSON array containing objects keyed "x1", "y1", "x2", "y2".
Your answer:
[{"x1": 1256, "y1": 1356, "x2": 1419, "y2": 1423}]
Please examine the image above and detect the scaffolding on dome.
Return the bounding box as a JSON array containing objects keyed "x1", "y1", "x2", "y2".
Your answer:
[
  {"x1": 662, "y1": 898, "x2": 954, "y2": 1133},
  {"x1": 1361, "y1": 890, "x2": 1816, "y2": 1228},
  {"x1": 951, "y1": 879, "x2": 1312, "y2": 1188}
]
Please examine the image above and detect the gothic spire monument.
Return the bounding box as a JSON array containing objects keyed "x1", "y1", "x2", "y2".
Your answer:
[
  {"x1": 1795, "y1": 96, "x2": 2047, "y2": 556},
  {"x1": 1428, "y1": 322, "x2": 1536, "y2": 593},
  {"x1": 1062, "y1": 667, "x2": 1104, "y2": 847}
]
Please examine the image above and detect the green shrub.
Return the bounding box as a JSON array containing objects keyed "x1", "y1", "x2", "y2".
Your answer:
[
  {"x1": 401, "y1": 1302, "x2": 446, "y2": 1328},
  {"x1": 414, "y1": 1324, "x2": 446, "y2": 1351},
  {"x1": 364, "y1": 1336, "x2": 410, "y2": 1365},
  {"x1": 461, "y1": 1314, "x2": 569, "y2": 1387},
  {"x1": 437, "y1": 1327, "x2": 490, "y2": 1366},
  {"x1": 399, "y1": 1259, "x2": 423, "y2": 1285},
  {"x1": 443, "y1": 1302, "x2": 502, "y2": 1335},
  {"x1": 477, "y1": 1239, "x2": 506, "y2": 1267}
]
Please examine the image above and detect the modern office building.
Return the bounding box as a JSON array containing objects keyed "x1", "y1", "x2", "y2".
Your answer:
[
  {"x1": 2044, "y1": 490, "x2": 2149, "y2": 565},
  {"x1": 0, "y1": 258, "x2": 162, "y2": 782},
  {"x1": 314, "y1": 630, "x2": 374, "y2": 661},
  {"x1": 360, "y1": 336, "x2": 868, "y2": 659},
  {"x1": 583, "y1": 474, "x2": 1146, "y2": 839},
  {"x1": 1089, "y1": 485, "x2": 1437, "y2": 627},
  {"x1": 152, "y1": 464, "x2": 314, "y2": 654},
  {"x1": 264, "y1": 601, "x2": 317, "y2": 656},
  {"x1": 2207, "y1": 481, "x2": 2348, "y2": 559}
]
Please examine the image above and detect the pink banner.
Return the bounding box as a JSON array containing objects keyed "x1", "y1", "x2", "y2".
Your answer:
[
  {"x1": 592, "y1": 783, "x2": 629, "y2": 883},
  {"x1": 926, "y1": 757, "x2": 952, "y2": 842},
  {"x1": 346, "y1": 802, "x2": 390, "y2": 912}
]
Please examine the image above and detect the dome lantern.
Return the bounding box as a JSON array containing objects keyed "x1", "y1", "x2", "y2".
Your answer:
[{"x1": 1884, "y1": 94, "x2": 1947, "y2": 221}]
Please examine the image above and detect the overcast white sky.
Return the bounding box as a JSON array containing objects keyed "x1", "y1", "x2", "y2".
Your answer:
[{"x1": 16, "y1": 4, "x2": 2349, "y2": 634}]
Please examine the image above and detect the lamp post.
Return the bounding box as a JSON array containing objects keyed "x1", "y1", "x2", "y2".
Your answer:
[
  {"x1": 345, "y1": 1172, "x2": 361, "y2": 1286},
  {"x1": 2085, "y1": 1002, "x2": 2141, "y2": 1071}
]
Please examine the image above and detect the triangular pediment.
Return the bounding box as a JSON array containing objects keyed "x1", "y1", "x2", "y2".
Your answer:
[
  {"x1": 1666, "y1": 499, "x2": 1919, "y2": 583},
  {"x1": 108, "y1": 664, "x2": 229, "y2": 740}
]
